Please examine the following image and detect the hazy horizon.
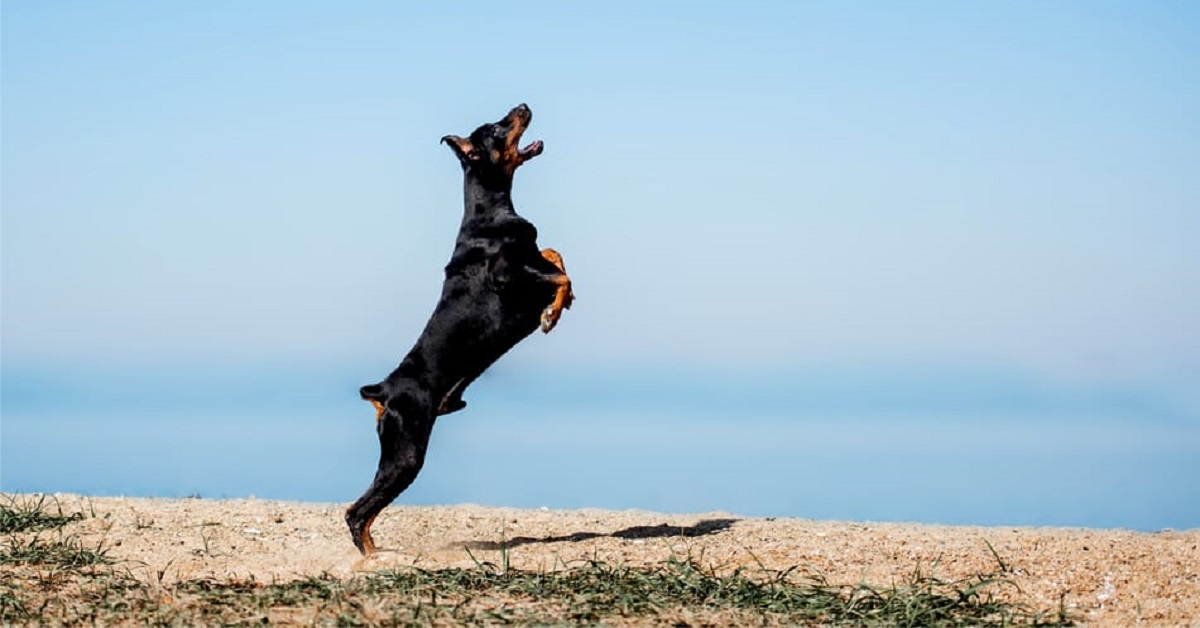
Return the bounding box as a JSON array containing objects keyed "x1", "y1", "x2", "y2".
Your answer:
[{"x1": 5, "y1": 360, "x2": 1198, "y2": 530}]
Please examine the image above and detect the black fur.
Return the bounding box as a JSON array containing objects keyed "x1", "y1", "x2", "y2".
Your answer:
[{"x1": 345, "y1": 104, "x2": 572, "y2": 554}]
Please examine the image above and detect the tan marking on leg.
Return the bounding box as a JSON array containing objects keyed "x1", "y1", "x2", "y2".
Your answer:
[
  {"x1": 541, "y1": 248, "x2": 565, "y2": 270},
  {"x1": 359, "y1": 513, "x2": 377, "y2": 555},
  {"x1": 539, "y1": 248, "x2": 574, "y2": 333}
]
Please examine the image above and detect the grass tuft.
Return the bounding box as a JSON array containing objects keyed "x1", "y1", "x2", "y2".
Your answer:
[
  {"x1": 0, "y1": 495, "x2": 84, "y2": 533},
  {"x1": 1, "y1": 535, "x2": 113, "y2": 569}
]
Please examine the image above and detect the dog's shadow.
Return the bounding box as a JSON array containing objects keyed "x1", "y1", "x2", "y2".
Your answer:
[{"x1": 456, "y1": 518, "x2": 739, "y2": 551}]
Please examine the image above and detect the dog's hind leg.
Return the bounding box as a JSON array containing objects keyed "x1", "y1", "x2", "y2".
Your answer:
[
  {"x1": 538, "y1": 248, "x2": 574, "y2": 333},
  {"x1": 345, "y1": 404, "x2": 435, "y2": 554}
]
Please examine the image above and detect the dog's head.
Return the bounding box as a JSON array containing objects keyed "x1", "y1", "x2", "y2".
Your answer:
[{"x1": 441, "y1": 104, "x2": 544, "y2": 185}]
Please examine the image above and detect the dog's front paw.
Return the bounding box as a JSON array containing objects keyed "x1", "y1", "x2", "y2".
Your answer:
[{"x1": 540, "y1": 305, "x2": 559, "y2": 333}]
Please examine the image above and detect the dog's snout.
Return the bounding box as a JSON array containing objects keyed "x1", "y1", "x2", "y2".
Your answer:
[{"x1": 509, "y1": 103, "x2": 532, "y2": 123}]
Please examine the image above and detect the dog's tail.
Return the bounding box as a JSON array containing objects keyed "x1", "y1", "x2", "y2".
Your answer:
[{"x1": 360, "y1": 383, "x2": 385, "y2": 402}]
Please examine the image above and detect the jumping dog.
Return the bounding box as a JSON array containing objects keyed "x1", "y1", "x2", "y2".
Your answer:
[{"x1": 346, "y1": 104, "x2": 573, "y2": 554}]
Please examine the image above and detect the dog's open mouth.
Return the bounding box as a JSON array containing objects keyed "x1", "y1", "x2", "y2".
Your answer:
[
  {"x1": 505, "y1": 104, "x2": 544, "y2": 166},
  {"x1": 519, "y1": 139, "x2": 544, "y2": 160}
]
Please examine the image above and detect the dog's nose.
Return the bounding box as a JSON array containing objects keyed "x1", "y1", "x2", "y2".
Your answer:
[{"x1": 515, "y1": 103, "x2": 530, "y2": 115}]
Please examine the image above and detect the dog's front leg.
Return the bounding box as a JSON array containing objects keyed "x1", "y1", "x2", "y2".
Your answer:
[{"x1": 536, "y1": 248, "x2": 573, "y2": 333}]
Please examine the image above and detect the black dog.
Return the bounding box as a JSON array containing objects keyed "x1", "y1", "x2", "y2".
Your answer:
[{"x1": 346, "y1": 104, "x2": 573, "y2": 554}]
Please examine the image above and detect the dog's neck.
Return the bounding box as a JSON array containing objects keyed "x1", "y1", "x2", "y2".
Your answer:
[{"x1": 461, "y1": 176, "x2": 519, "y2": 222}]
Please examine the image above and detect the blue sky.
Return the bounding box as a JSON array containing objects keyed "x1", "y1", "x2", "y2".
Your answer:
[{"x1": 3, "y1": 2, "x2": 1199, "y2": 527}]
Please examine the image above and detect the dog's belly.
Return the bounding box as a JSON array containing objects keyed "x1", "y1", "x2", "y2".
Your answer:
[{"x1": 424, "y1": 278, "x2": 551, "y2": 387}]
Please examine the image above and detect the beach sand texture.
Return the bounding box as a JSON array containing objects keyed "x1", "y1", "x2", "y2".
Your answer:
[{"x1": 4, "y1": 494, "x2": 1197, "y2": 625}]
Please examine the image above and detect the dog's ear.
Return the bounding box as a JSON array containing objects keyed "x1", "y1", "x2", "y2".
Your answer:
[{"x1": 440, "y1": 135, "x2": 477, "y2": 164}]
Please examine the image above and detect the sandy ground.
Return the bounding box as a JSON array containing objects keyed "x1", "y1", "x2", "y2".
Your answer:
[{"x1": 16, "y1": 494, "x2": 1200, "y2": 625}]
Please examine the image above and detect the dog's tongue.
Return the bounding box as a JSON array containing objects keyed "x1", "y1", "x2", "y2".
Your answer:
[{"x1": 520, "y1": 140, "x2": 544, "y2": 158}]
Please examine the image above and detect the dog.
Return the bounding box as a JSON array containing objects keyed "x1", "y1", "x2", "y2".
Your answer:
[{"x1": 345, "y1": 104, "x2": 573, "y2": 554}]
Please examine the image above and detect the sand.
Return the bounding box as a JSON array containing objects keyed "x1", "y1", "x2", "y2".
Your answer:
[{"x1": 10, "y1": 493, "x2": 1200, "y2": 625}]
